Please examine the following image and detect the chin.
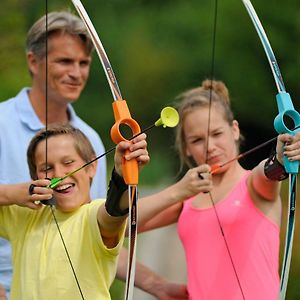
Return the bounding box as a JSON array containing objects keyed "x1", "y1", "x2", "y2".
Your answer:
[
  {"x1": 58, "y1": 206, "x2": 79, "y2": 213},
  {"x1": 55, "y1": 198, "x2": 78, "y2": 213},
  {"x1": 65, "y1": 94, "x2": 80, "y2": 103}
]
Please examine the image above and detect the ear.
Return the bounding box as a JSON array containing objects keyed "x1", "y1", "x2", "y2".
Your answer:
[
  {"x1": 86, "y1": 159, "x2": 97, "y2": 179},
  {"x1": 231, "y1": 120, "x2": 240, "y2": 141},
  {"x1": 185, "y1": 145, "x2": 191, "y2": 157},
  {"x1": 186, "y1": 150, "x2": 192, "y2": 158},
  {"x1": 27, "y1": 51, "x2": 40, "y2": 76}
]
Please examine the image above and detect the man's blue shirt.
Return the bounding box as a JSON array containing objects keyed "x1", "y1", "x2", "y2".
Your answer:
[{"x1": 0, "y1": 88, "x2": 107, "y2": 294}]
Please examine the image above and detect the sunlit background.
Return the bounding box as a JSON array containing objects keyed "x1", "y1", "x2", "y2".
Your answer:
[{"x1": 0, "y1": 0, "x2": 299, "y2": 299}]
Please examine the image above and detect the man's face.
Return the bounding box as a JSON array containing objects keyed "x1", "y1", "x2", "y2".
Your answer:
[
  {"x1": 29, "y1": 32, "x2": 92, "y2": 106},
  {"x1": 34, "y1": 134, "x2": 96, "y2": 212}
]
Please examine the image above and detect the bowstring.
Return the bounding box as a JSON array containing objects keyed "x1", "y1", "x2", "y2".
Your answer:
[
  {"x1": 45, "y1": 1, "x2": 48, "y2": 179},
  {"x1": 206, "y1": 0, "x2": 245, "y2": 298},
  {"x1": 44, "y1": 2, "x2": 84, "y2": 298}
]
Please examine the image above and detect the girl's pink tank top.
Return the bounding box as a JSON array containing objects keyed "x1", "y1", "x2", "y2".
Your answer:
[{"x1": 178, "y1": 172, "x2": 280, "y2": 299}]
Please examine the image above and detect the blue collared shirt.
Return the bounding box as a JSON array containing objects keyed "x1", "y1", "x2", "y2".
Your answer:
[{"x1": 0, "y1": 88, "x2": 107, "y2": 295}]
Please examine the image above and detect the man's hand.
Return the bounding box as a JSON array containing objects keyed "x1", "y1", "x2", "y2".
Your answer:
[
  {"x1": 0, "y1": 283, "x2": 6, "y2": 300},
  {"x1": 154, "y1": 280, "x2": 189, "y2": 300}
]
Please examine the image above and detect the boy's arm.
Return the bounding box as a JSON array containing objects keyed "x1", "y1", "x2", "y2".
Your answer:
[
  {"x1": 97, "y1": 133, "x2": 149, "y2": 248},
  {"x1": 0, "y1": 179, "x2": 52, "y2": 209}
]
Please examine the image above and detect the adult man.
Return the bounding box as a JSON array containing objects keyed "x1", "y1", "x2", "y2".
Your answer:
[
  {"x1": 0, "y1": 11, "x2": 188, "y2": 299},
  {"x1": 0, "y1": 11, "x2": 106, "y2": 297}
]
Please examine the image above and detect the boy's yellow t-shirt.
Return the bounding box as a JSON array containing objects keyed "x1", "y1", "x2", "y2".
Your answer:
[{"x1": 0, "y1": 199, "x2": 125, "y2": 300}]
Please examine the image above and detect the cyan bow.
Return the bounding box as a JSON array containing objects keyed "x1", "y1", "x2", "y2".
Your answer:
[{"x1": 242, "y1": 0, "x2": 300, "y2": 298}]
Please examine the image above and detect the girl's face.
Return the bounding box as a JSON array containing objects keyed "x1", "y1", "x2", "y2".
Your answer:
[{"x1": 183, "y1": 105, "x2": 240, "y2": 170}]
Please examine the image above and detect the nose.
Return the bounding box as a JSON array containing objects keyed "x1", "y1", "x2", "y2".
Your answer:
[
  {"x1": 207, "y1": 140, "x2": 216, "y2": 154},
  {"x1": 52, "y1": 165, "x2": 68, "y2": 179},
  {"x1": 69, "y1": 63, "x2": 81, "y2": 79}
]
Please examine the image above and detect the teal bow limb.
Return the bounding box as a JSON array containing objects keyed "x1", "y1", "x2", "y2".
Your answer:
[{"x1": 242, "y1": 1, "x2": 300, "y2": 299}]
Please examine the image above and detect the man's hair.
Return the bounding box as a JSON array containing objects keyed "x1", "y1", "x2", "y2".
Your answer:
[
  {"x1": 26, "y1": 11, "x2": 93, "y2": 58},
  {"x1": 27, "y1": 124, "x2": 96, "y2": 180}
]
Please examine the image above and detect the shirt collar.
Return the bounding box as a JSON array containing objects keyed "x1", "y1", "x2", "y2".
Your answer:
[{"x1": 17, "y1": 87, "x2": 76, "y2": 130}]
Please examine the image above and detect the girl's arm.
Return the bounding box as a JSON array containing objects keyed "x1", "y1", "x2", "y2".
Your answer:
[
  {"x1": 250, "y1": 133, "x2": 300, "y2": 202},
  {"x1": 248, "y1": 133, "x2": 300, "y2": 225},
  {"x1": 137, "y1": 164, "x2": 212, "y2": 232}
]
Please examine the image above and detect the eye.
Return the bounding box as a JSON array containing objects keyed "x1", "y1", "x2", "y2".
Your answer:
[
  {"x1": 64, "y1": 160, "x2": 74, "y2": 165},
  {"x1": 80, "y1": 60, "x2": 90, "y2": 67},
  {"x1": 213, "y1": 131, "x2": 223, "y2": 137},
  {"x1": 58, "y1": 58, "x2": 72, "y2": 65},
  {"x1": 39, "y1": 165, "x2": 52, "y2": 173},
  {"x1": 190, "y1": 137, "x2": 204, "y2": 144}
]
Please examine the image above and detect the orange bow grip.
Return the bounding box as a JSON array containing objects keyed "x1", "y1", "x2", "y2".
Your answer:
[{"x1": 111, "y1": 100, "x2": 141, "y2": 185}]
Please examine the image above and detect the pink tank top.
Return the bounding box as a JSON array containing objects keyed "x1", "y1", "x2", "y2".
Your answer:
[{"x1": 178, "y1": 172, "x2": 280, "y2": 300}]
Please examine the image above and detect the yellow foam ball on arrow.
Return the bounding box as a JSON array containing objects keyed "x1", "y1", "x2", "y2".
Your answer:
[{"x1": 155, "y1": 107, "x2": 179, "y2": 128}]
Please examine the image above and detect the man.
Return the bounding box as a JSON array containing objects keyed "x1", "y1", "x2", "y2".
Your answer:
[
  {"x1": 0, "y1": 124, "x2": 149, "y2": 299},
  {"x1": 0, "y1": 11, "x2": 188, "y2": 299},
  {"x1": 0, "y1": 11, "x2": 106, "y2": 297}
]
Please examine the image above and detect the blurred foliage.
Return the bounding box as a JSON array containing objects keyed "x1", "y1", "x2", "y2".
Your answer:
[{"x1": 0, "y1": 0, "x2": 300, "y2": 298}]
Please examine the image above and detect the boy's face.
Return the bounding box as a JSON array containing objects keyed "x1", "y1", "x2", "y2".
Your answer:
[{"x1": 34, "y1": 134, "x2": 96, "y2": 212}]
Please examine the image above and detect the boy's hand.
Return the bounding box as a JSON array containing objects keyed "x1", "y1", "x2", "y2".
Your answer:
[
  {"x1": 114, "y1": 133, "x2": 149, "y2": 176},
  {"x1": 16, "y1": 179, "x2": 53, "y2": 209}
]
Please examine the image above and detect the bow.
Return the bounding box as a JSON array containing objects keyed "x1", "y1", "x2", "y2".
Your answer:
[
  {"x1": 71, "y1": 0, "x2": 140, "y2": 299},
  {"x1": 241, "y1": 0, "x2": 300, "y2": 298}
]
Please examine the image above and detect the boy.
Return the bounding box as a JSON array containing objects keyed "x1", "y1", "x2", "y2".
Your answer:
[{"x1": 0, "y1": 124, "x2": 149, "y2": 299}]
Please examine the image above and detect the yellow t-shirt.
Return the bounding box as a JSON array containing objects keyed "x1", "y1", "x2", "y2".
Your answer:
[{"x1": 0, "y1": 199, "x2": 125, "y2": 300}]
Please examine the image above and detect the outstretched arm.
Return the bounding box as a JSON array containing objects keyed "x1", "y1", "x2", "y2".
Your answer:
[
  {"x1": 97, "y1": 133, "x2": 149, "y2": 248},
  {"x1": 250, "y1": 132, "x2": 300, "y2": 201},
  {"x1": 249, "y1": 133, "x2": 300, "y2": 225},
  {"x1": 137, "y1": 164, "x2": 212, "y2": 232},
  {"x1": 117, "y1": 247, "x2": 188, "y2": 300}
]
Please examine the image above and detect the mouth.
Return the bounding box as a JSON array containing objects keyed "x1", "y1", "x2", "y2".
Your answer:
[
  {"x1": 207, "y1": 155, "x2": 222, "y2": 165},
  {"x1": 54, "y1": 183, "x2": 75, "y2": 194},
  {"x1": 64, "y1": 81, "x2": 81, "y2": 87}
]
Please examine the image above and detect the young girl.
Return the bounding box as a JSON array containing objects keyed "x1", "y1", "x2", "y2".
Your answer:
[{"x1": 137, "y1": 79, "x2": 300, "y2": 300}]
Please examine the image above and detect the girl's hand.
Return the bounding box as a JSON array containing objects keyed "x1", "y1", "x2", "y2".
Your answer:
[
  {"x1": 277, "y1": 132, "x2": 300, "y2": 164},
  {"x1": 175, "y1": 164, "x2": 212, "y2": 200}
]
